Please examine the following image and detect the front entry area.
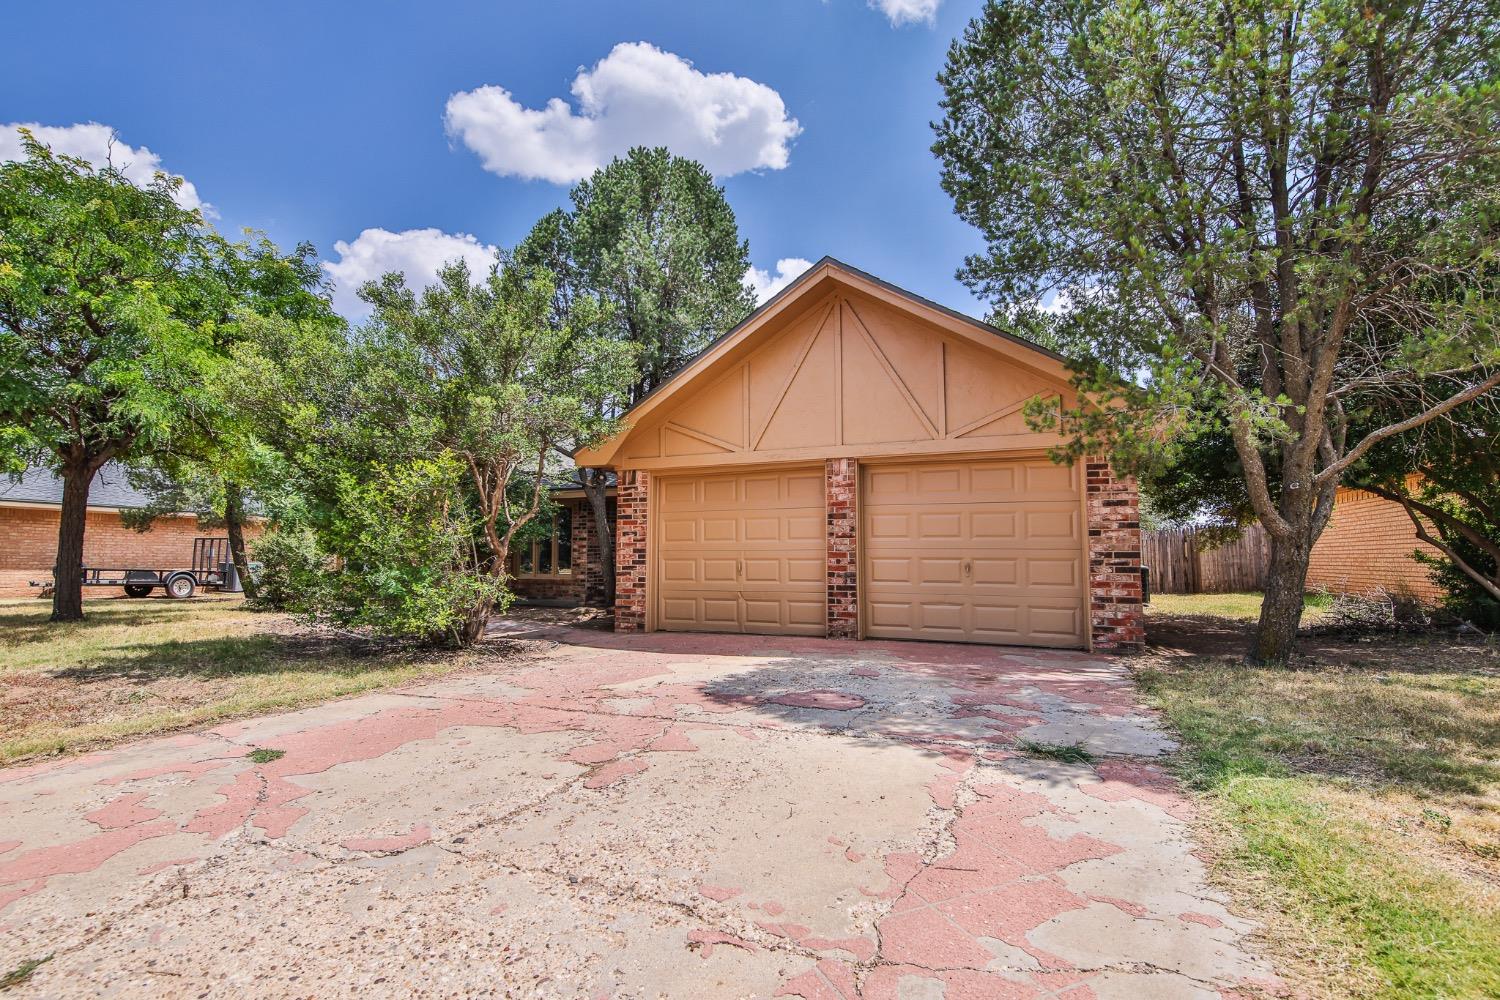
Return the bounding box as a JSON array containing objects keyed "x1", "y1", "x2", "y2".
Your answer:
[
  {"x1": 862, "y1": 457, "x2": 1086, "y2": 648},
  {"x1": 655, "y1": 467, "x2": 826, "y2": 635}
]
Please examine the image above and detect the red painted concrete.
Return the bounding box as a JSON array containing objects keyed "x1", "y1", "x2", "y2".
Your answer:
[{"x1": 0, "y1": 627, "x2": 1274, "y2": 997}]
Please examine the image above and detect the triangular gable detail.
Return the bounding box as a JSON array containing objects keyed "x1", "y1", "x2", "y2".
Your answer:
[{"x1": 577, "y1": 259, "x2": 1075, "y2": 468}]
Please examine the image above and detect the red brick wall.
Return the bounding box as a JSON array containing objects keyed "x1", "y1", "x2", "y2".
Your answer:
[
  {"x1": 0, "y1": 505, "x2": 261, "y2": 598},
  {"x1": 614, "y1": 471, "x2": 649, "y2": 632},
  {"x1": 503, "y1": 498, "x2": 611, "y2": 607},
  {"x1": 826, "y1": 458, "x2": 858, "y2": 639},
  {"x1": 1086, "y1": 460, "x2": 1145, "y2": 652},
  {"x1": 1307, "y1": 487, "x2": 1443, "y2": 602}
]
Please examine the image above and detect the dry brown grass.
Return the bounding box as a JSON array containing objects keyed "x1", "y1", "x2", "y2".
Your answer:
[
  {"x1": 1138, "y1": 593, "x2": 1500, "y2": 998},
  {"x1": 0, "y1": 596, "x2": 493, "y2": 764}
]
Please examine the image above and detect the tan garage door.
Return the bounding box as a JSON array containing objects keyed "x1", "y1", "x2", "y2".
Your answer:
[
  {"x1": 656, "y1": 467, "x2": 826, "y2": 635},
  {"x1": 863, "y1": 458, "x2": 1085, "y2": 647}
]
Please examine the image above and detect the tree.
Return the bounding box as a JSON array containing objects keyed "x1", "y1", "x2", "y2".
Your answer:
[
  {"x1": 933, "y1": 0, "x2": 1500, "y2": 663},
  {"x1": 124, "y1": 233, "x2": 338, "y2": 598},
  {"x1": 1356, "y1": 385, "x2": 1500, "y2": 625},
  {"x1": 234, "y1": 255, "x2": 636, "y2": 645},
  {"x1": 515, "y1": 147, "x2": 757, "y2": 605},
  {"x1": 0, "y1": 131, "x2": 222, "y2": 621}
]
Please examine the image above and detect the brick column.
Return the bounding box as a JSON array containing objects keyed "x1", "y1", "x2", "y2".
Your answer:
[
  {"x1": 573, "y1": 500, "x2": 608, "y2": 608},
  {"x1": 614, "y1": 471, "x2": 649, "y2": 632},
  {"x1": 1086, "y1": 458, "x2": 1145, "y2": 652},
  {"x1": 826, "y1": 458, "x2": 859, "y2": 639}
]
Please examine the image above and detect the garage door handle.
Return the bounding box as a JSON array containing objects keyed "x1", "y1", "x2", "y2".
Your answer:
[
  {"x1": 962, "y1": 559, "x2": 972, "y2": 579},
  {"x1": 737, "y1": 559, "x2": 744, "y2": 579}
]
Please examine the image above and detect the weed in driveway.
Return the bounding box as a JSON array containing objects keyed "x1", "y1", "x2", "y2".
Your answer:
[
  {"x1": 1015, "y1": 739, "x2": 1094, "y2": 764},
  {"x1": 1, "y1": 955, "x2": 52, "y2": 990},
  {"x1": 246, "y1": 748, "x2": 285, "y2": 764}
]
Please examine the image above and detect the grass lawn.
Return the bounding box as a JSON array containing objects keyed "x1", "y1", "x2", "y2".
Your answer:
[
  {"x1": 0, "y1": 596, "x2": 489, "y2": 765},
  {"x1": 1142, "y1": 593, "x2": 1500, "y2": 999},
  {"x1": 1146, "y1": 589, "x2": 1332, "y2": 623}
]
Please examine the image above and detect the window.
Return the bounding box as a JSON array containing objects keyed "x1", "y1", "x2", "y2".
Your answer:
[{"x1": 516, "y1": 507, "x2": 572, "y2": 577}]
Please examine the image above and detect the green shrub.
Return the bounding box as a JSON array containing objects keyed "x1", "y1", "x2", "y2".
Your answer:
[
  {"x1": 305, "y1": 456, "x2": 508, "y2": 647},
  {"x1": 248, "y1": 526, "x2": 324, "y2": 612}
]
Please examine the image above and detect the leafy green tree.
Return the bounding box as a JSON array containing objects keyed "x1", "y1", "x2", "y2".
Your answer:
[
  {"x1": 934, "y1": 0, "x2": 1500, "y2": 663},
  {"x1": 0, "y1": 131, "x2": 222, "y2": 621},
  {"x1": 1357, "y1": 388, "x2": 1500, "y2": 626},
  {"x1": 515, "y1": 147, "x2": 756, "y2": 603},
  {"x1": 125, "y1": 233, "x2": 338, "y2": 597},
  {"x1": 233, "y1": 255, "x2": 636, "y2": 645}
]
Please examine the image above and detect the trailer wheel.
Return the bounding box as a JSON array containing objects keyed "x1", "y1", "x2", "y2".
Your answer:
[
  {"x1": 123, "y1": 584, "x2": 154, "y2": 598},
  {"x1": 165, "y1": 574, "x2": 197, "y2": 599}
]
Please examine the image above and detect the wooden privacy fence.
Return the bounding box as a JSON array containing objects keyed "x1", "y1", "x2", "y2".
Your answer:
[{"x1": 1143, "y1": 525, "x2": 1270, "y2": 595}]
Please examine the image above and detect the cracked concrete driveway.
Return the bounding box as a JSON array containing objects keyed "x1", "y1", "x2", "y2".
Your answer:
[{"x1": 0, "y1": 624, "x2": 1280, "y2": 999}]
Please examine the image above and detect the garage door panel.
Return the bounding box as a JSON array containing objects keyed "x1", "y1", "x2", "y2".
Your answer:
[
  {"x1": 971, "y1": 512, "x2": 1020, "y2": 541},
  {"x1": 1028, "y1": 605, "x2": 1083, "y2": 639},
  {"x1": 1024, "y1": 509, "x2": 1079, "y2": 541},
  {"x1": 917, "y1": 602, "x2": 965, "y2": 632},
  {"x1": 1027, "y1": 556, "x2": 1080, "y2": 588},
  {"x1": 972, "y1": 557, "x2": 1020, "y2": 585},
  {"x1": 918, "y1": 557, "x2": 963, "y2": 584},
  {"x1": 657, "y1": 467, "x2": 825, "y2": 635},
  {"x1": 866, "y1": 459, "x2": 1079, "y2": 505},
  {"x1": 786, "y1": 515, "x2": 823, "y2": 541},
  {"x1": 864, "y1": 458, "x2": 1084, "y2": 648}
]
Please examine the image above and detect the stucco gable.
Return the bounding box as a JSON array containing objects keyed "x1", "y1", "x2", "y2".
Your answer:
[{"x1": 577, "y1": 259, "x2": 1075, "y2": 470}]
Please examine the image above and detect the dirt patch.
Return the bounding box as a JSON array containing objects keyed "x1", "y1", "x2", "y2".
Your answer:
[{"x1": 1148, "y1": 611, "x2": 1498, "y2": 671}]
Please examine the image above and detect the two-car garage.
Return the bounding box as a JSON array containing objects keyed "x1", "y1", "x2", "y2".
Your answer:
[
  {"x1": 575, "y1": 259, "x2": 1144, "y2": 652},
  {"x1": 652, "y1": 457, "x2": 1086, "y2": 647}
]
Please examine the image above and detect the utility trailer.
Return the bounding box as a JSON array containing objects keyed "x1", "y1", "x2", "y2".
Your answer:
[{"x1": 74, "y1": 537, "x2": 243, "y2": 599}]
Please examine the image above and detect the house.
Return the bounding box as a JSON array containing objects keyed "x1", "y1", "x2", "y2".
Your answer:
[
  {"x1": 570, "y1": 258, "x2": 1145, "y2": 652},
  {"x1": 0, "y1": 464, "x2": 258, "y2": 598},
  {"x1": 1307, "y1": 483, "x2": 1445, "y2": 603},
  {"x1": 505, "y1": 475, "x2": 615, "y2": 607}
]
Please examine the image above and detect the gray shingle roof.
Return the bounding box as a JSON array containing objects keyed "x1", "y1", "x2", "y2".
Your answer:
[{"x1": 0, "y1": 463, "x2": 155, "y2": 510}]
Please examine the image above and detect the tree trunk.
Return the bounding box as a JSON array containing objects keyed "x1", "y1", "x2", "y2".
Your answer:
[
  {"x1": 457, "y1": 595, "x2": 494, "y2": 648},
  {"x1": 51, "y1": 461, "x2": 97, "y2": 622},
  {"x1": 1250, "y1": 529, "x2": 1314, "y2": 665},
  {"x1": 581, "y1": 468, "x2": 615, "y2": 609},
  {"x1": 223, "y1": 481, "x2": 258, "y2": 600}
]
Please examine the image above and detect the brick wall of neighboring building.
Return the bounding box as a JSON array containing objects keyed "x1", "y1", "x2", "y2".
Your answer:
[
  {"x1": 825, "y1": 458, "x2": 858, "y2": 639},
  {"x1": 614, "y1": 471, "x2": 649, "y2": 632},
  {"x1": 1085, "y1": 459, "x2": 1145, "y2": 652},
  {"x1": 0, "y1": 505, "x2": 261, "y2": 598},
  {"x1": 1307, "y1": 486, "x2": 1444, "y2": 602}
]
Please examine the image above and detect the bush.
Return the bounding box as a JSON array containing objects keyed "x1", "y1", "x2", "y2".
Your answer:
[
  {"x1": 248, "y1": 527, "x2": 323, "y2": 612},
  {"x1": 1420, "y1": 542, "x2": 1500, "y2": 633},
  {"x1": 304, "y1": 457, "x2": 508, "y2": 647}
]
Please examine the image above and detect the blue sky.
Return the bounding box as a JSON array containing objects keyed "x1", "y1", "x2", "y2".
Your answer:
[{"x1": 3, "y1": 0, "x2": 995, "y2": 320}]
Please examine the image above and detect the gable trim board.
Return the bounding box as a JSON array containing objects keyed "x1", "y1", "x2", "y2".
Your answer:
[{"x1": 582, "y1": 260, "x2": 1144, "y2": 652}]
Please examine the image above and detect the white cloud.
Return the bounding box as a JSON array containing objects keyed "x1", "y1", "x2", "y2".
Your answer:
[
  {"x1": 870, "y1": 0, "x2": 941, "y2": 26},
  {"x1": 445, "y1": 42, "x2": 801, "y2": 184},
  {"x1": 745, "y1": 257, "x2": 814, "y2": 305},
  {"x1": 0, "y1": 122, "x2": 211, "y2": 215},
  {"x1": 321, "y1": 228, "x2": 499, "y2": 319}
]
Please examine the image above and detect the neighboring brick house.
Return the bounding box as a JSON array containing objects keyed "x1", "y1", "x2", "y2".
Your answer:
[
  {"x1": 0, "y1": 464, "x2": 260, "y2": 599},
  {"x1": 1307, "y1": 483, "x2": 1445, "y2": 603},
  {"x1": 573, "y1": 258, "x2": 1145, "y2": 652}
]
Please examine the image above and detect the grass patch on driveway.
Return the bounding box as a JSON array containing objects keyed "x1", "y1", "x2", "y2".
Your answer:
[
  {"x1": 0, "y1": 597, "x2": 484, "y2": 766},
  {"x1": 1140, "y1": 594, "x2": 1500, "y2": 998}
]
